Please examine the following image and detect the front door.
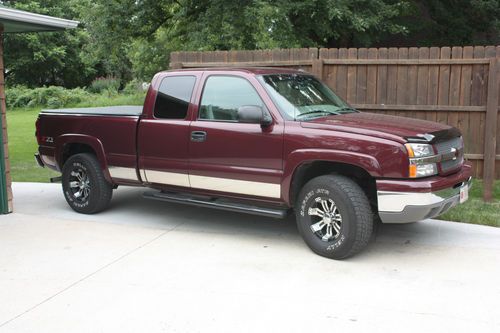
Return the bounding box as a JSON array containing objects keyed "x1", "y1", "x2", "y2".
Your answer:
[{"x1": 189, "y1": 75, "x2": 284, "y2": 200}]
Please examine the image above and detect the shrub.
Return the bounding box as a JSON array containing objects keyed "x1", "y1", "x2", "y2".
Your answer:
[
  {"x1": 123, "y1": 79, "x2": 144, "y2": 95},
  {"x1": 124, "y1": 79, "x2": 150, "y2": 93},
  {"x1": 6, "y1": 85, "x2": 90, "y2": 109},
  {"x1": 46, "y1": 97, "x2": 63, "y2": 109},
  {"x1": 89, "y1": 77, "x2": 120, "y2": 94},
  {"x1": 63, "y1": 88, "x2": 90, "y2": 105},
  {"x1": 5, "y1": 80, "x2": 145, "y2": 110}
]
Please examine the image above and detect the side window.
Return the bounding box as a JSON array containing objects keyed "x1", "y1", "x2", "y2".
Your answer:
[
  {"x1": 199, "y1": 76, "x2": 265, "y2": 121},
  {"x1": 154, "y1": 76, "x2": 196, "y2": 119}
]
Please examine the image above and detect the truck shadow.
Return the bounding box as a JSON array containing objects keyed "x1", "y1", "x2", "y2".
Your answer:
[
  {"x1": 108, "y1": 186, "x2": 473, "y2": 259},
  {"x1": 109, "y1": 187, "x2": 298, "y2": 236}
]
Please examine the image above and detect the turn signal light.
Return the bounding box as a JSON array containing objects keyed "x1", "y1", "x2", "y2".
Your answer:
[{"x1": 409, "y1": 164, "x2": 417, "y2": 178}]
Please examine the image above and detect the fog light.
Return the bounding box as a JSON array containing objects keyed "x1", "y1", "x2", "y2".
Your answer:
[{"x1": 415, "y1": 163, "x2": 437, "y2": 177}]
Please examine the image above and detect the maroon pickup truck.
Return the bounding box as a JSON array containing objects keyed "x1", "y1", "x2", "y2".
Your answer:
[{"x1": 35, "y1": 67, "x2": 471, "y2": 259}]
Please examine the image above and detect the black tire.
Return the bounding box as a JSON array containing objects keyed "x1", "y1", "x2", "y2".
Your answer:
[
  {"x1": 295, "y1": 175, "x2": 373, "y2": 259},
  {"x1": 62, "y1": 153, "x2": 113, "y2": 214}
]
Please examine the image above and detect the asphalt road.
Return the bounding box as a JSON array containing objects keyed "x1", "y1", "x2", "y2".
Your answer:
[{"x1": 1, "y1": 183, "x2": 499, "y2": 332}]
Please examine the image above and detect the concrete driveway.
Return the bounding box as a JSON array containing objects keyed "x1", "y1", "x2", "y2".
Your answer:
[{"x1": 1, "y1": 183, "x2": 499, "y2": 332}]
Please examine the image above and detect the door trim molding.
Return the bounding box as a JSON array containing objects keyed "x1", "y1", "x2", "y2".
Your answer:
[
  {"x1": 141, "y1": 169, "x2": 281, "y2": 198},
  {"x1": 190, "y1": 174, "x2": 281, "y2": 198},
  {"x1": 145, "y1": 170, "x2": 191, "y2": 187},
  {"x1": 108, "y1": 166, "x2": 138, "y2": 181}
]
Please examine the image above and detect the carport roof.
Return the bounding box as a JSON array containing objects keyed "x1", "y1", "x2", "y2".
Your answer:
[{"x1": 0, "y1": 6, "x2": 78, "y2": 33}]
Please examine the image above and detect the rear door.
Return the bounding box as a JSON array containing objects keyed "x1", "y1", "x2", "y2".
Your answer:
[
  {"x1": 137, "y1": 74, "x2": 199, "y2": 188},
  {"x1": 188, "y1": 74, "x2": 284, "y2": 200}
]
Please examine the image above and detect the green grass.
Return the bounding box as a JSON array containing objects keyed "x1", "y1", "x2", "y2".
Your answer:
[
  {"x1": 6, "y1": 93, "x2": 145, "y2": 182},
  {"x1": 438, "y1": 179, "x2": 500, "y2": 227},
  {"x1": 7, "y1": 107, "x2": 60, "y2": 182},
  {"x1": 5, "y1": 94, "x2": 499, "y2": 226}
]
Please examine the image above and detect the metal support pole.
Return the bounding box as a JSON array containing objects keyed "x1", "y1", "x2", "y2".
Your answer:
[{"x1": 0, "y1": 24, "x2": 11, "y2": 213}]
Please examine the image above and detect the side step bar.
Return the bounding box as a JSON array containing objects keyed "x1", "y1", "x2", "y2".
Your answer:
[
  {"x1": 50, "y1": 176, "x2": 62, "y2": 183},
  {"x1": 143, "y1": 191, "x2": 289, "y2": 219}
]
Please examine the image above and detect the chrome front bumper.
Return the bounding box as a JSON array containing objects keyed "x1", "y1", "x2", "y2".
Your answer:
[{"x1": 377, "y1": 177, "x2": 472, "y2": 223}]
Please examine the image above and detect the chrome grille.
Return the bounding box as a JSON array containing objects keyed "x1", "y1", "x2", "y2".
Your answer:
[{"x1": 434, "y1": 136, "x2": 463, "y2": 173}]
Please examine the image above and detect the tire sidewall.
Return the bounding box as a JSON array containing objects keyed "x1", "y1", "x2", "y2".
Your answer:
[{"x1": 296, "y1": 180, "x2": 358, "y2": 258}]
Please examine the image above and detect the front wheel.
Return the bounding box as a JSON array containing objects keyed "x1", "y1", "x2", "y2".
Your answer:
[
  {"x1": 295, "y1": 175, "x2": 373, "y2": 259},
  {"x1": 62, "y1": 153, "x2": 113, "y2": 214}
]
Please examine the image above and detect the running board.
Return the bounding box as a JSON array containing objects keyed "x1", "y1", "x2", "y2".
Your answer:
[
  {"x1": 50, "y1": 176, "x2": 62, "y2": 183},
  {"x1": 142, "y1": 191, "x2": 289, "y2": 219}
]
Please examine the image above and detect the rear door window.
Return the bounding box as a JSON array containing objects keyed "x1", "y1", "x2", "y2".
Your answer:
[{"x1": 154, "y1": 76, "x2": 196, "y2": 119}]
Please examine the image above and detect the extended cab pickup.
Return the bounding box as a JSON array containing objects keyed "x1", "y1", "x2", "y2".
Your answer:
[{"x1": 35, "y1": 68, "x2": 472, "y2": 259}]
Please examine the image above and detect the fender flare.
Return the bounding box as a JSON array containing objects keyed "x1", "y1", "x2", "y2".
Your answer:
[
  {"x1": 55, "y1": 134, "x2": 112, "y2": 183},
  {"x1": 281, "y1": 149, "x2": 381, "y2": 205}
]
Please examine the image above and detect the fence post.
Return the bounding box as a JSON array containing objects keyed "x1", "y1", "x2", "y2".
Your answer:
[
  {"x1": 483, "y1": 57, "x2": 499, "y2": 201},
  {"x1": 311, "y1": 59, "x2": 324, "y2": 80},
  {"x1": 169, "y1": 62, "x2": 183, "y2": 70},
  {"x1": 169, "y1": 52, "x2": 181, "y2": 69}
]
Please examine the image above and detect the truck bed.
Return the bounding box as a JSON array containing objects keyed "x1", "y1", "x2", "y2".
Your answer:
[
  {"x1": 37, "y1": 105, "x2": 141, "y2": 178},
  {"x1": 41, "y1": 105, "x2": 143, "y2": 116}
]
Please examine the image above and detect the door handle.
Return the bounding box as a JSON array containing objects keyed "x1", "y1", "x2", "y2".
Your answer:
[{"x1": 191, "y1": 131, "x2": 207, "y2": 142}]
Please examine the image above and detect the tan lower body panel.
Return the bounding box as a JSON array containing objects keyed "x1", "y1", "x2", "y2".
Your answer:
[
  {"x1": 189, "y1": 174, "x2": 281, "y2": 198},
  {"x1": 139, "y1": 169, "x2": 280, "y2": 199},
  {"x1": 144, "y1": 170, "x2": 190, "y2": 187},
  {"x1": 108, "y1": 166, "x2": 138, "y2": 181}
]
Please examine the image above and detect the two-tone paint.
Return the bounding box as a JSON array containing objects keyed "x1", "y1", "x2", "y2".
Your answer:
[{"x1": 35, "y1": 67, "x2": 472, "y2": 214}]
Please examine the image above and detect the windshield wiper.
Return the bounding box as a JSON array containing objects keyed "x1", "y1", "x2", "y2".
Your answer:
[
  {"x1": 296, "y1": 110, "x2": 340, "y2": 119},
  {"x1": 336, "y1": 107, "x2": 358, "y2": 113}
]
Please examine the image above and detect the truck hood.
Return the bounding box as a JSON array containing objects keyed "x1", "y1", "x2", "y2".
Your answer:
[{"x1": 301, "y1": 112, "x2": 458, "y2": 144}]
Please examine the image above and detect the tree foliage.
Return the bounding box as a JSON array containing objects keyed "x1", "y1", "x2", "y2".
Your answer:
[
  {"x1": 404, "y1": 0, "x2": 500, "y2": 46},
  {"x1": 2, "y1": 0, "x2": 102, "y2": 88},
  {"x1": 80, "y1": 0, "x2": 413, "y2": 80},
  {"x1": 2, "y1": 0, "x2": 499, "y2": 86}
]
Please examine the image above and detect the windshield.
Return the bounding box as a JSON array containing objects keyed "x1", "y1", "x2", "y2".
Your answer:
[{"x1": 257, "y1": 74, "x2": 357, "y2": 121}]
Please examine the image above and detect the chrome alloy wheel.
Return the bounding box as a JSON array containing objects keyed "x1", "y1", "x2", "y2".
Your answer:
[
  {"x1": 308, "y1": 197, "x2": 343, "y2": 242},
  {"x1": 68, "y1": 168, "x2": 91, "y2": 202}
]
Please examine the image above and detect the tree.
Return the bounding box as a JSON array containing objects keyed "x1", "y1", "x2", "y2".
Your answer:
[
  {"x1": 399, "y1": 0, "x2": 500, "y2": 46},
  {"x1": 2, "y1": 0, "x2": 499, "y2": 86},
  {"x1": 274, "y1": 0, "x2": 411, "y2": 47},
  {"x1": 2, "y1": 0, "x2": 101, "y2": 88},
  {"x1": 83, "y1": 0, "x2": 412, "y2": 80},
  {"x1": 88, "y1": 0, "x2": 411, "y2": 49},
  {"x1": 77, "y1": 0, "x2": 138, "y2": 84}
]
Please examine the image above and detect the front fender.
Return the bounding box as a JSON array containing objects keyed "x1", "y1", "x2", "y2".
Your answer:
[
  {"x1": 281, "y1": 149, "x2": 381, "y2": 205},
  {"x1": 55, "y1": 134, "x2": 112, "y2": 183}
]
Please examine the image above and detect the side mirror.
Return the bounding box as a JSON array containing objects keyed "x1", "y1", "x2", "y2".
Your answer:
[{"x1": 237, "y1": 105, "x2": 272, "y2": 126}]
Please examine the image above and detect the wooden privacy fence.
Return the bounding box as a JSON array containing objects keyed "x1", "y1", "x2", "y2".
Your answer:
[{"x1": 170, "y1": 46, "x2": 500, "y2": 200}]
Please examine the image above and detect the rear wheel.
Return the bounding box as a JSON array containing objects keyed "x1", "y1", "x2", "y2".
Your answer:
[
  {"x1": 295, "y1": 175, "x2": 373, "y2": 259},
  {"x1": 62, "y1": 153, "x2": 113, "y2": 214}
]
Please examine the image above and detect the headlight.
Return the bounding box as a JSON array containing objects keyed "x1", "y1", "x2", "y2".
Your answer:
[
  {"x1": 405, "y1": 143, "x2": 438, "y2": 178},
  {"x1": 405, "y1": 143, "x2": 433, "y2": 157}
]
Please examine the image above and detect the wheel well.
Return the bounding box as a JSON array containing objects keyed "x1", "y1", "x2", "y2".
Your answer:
[
  {"x1": 61, "y1": 143, "x2": 96, "y2": 167},
  {"x1": 290, "y1": 161, "x2": 377, "y2": 209}
]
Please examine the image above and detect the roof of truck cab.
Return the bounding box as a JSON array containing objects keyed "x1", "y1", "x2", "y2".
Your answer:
[{"x1": 162, "y1": 67, "x2": 309, "y2": 75}]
